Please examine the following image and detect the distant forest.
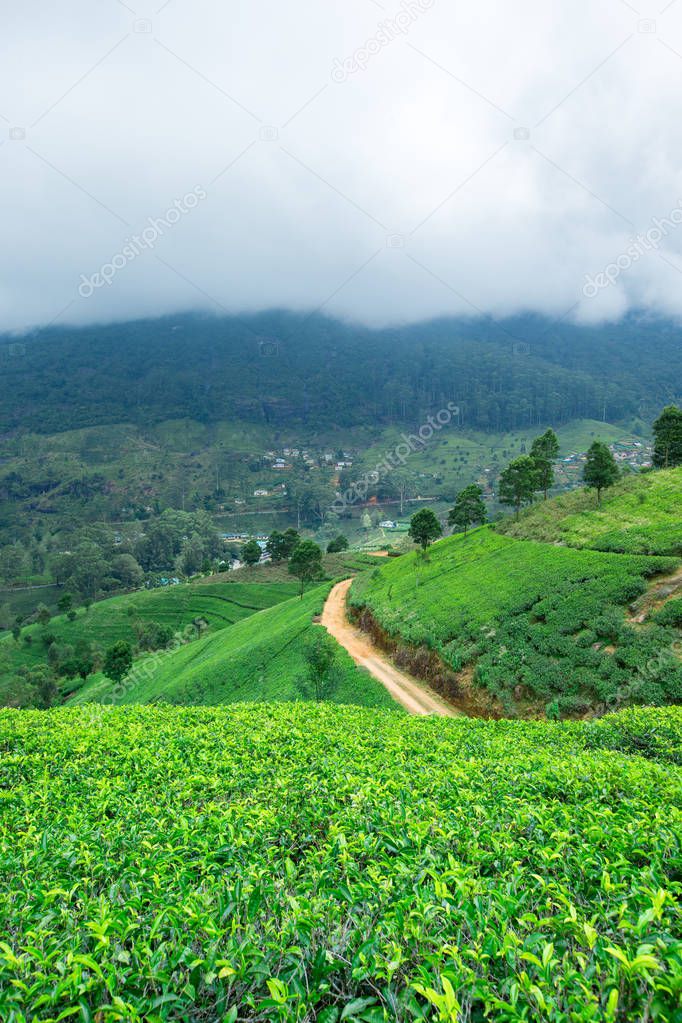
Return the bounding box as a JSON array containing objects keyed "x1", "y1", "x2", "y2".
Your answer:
[{"x1": 1, "y1": 310, "x2": 680, "y2": 434}]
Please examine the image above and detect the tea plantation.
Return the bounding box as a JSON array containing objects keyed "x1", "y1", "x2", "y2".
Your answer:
[
  {"x1": 498, "y1": 467, "x2": 682, "y2": 555},
  {"x1": 0, "y1": 703, "x2": 679, "y2": 1021},
  {"x1": 0, "y1": 579, "x2": 300, "y2": 705},
  {"x1": 349, "y1": 528, "x2": 682, "y2": 714},
  {"x1": 70, "y1": 585, "x2": 394, "y2": 710}
]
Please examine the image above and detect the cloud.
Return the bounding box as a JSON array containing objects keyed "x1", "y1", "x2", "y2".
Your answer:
[{"x1": 3, "y1": 0, "x2": 682, "y2": 332}]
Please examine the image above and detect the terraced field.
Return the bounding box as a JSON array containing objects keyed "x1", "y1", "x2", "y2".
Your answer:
[{"x1": 0, "y1": 702, "x2": 679, "y2": 1021}]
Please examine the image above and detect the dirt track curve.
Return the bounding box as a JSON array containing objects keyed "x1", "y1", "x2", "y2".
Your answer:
[{"x1": 321, "y1": 579, "x2": 458, "y2": 717}]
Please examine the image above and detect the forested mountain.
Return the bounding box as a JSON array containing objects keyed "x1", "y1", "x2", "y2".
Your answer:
[{"x1": 1, "y1": 310, "x2": 680, "y2": 435}]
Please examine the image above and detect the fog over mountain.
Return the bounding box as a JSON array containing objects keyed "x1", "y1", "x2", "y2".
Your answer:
[{"x1": 4, "y1": 0, "x2": 682, "y2": 332}]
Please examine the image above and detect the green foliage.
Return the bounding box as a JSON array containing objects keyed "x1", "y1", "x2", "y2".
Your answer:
[
  {"x1": 498, "y1": 467, "x2": 682, "y2": 555},
  {"x1": 134, "y1": 619, "x2": 175, "y2": 652},
  {"x1": 653, "y1": 404, "x2": 682, "y2": 468},
  {"x1": 326, "y1": 534, "x2": 349, "y2": 554},
  {"x1": 296, "y1": 630, "x2": 339, "y2": 701},
  {"x1": 288, "y1": 541, "x2": 324, "y2": 596},
  {"x1": 241, "y1": 539, "x2": 262, "y2": 567},
  {"x1": 5, "y1": 311, "x2": 681, "y2": 439},
  {"x1": 70, "y1": 586, "x2": 394, "y2": 710},
  {"x1": 265, "y1": 530, "x2": 288, "y2": 562},
  {"x1": 350, "y1": 528, "x2": 682, "y2": 712},
  {"x1": 447, "y1": 484, "x2": 486, "y2": 535},
  {"x1": 102, "y1": 641, "x2": 133, "y2": 684},
  {"x1": 0, "y1": 703, "x2": 679, "y2": 1020},
  {"x1": 0, "y1": 578, "x2": 299, "y2": 706},
  {"x1": 408, "y1": 508, "x2": 442, "y2": 550},
  {"x1": 35, "y1": 603, "x2": 51, "y2": 626},
  {"x1": 655, "y1": 598, "x2": 682, "y2": 628},
  {"x1": 584, "y1": 441, "x2": 620, "y2": 502},
  {"x1": 530, "y1": 427, "x2": 560, "y2": 499},
  {"x1": 498, "y1": 455, "x2": 538, "y2": 517},
  {"x1": 11, "y1": 663, "x2": 59, "y2": 708}
]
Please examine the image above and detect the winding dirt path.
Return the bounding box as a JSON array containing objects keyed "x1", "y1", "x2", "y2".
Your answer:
[{"x1": 321, "y1": 579, "x2": 458, "y2": 716}]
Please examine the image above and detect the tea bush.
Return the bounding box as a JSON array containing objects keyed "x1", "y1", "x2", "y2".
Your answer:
[
  {"x1": 0, "y1": 703, "x2": 679, "y2": 1021},
  {"x1": 350, "y1": 529, "x2": 682, "y2": 712}
]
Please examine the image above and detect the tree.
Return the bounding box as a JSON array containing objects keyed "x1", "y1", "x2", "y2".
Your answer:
[
  {"x1": 57, "y1": 593, "x2": 73, "y2": 615},
  {"x1": 653, "y1": 405, "x2": 682, "y2": 468},
  {"x1": 176, "y1": 533, "x2": 205, "y2": 576},
  {"x1": 241, "y1": 539, "x2": 262, "y2": 566},
  {"x1": 266, "y1": 529, "x2": 301, "y2": 562},
  {"x1": 447, "y1": 484, "x2": 486, "y2": 536},
  {"x1": 288, "y1": 540, "x2": 324, "y2": 597},
  {"x1": 111, "y1": 553, "x2": 144, "y2": 589},
  {"x1": 134, "y1": 620, "x2": 174, "y2": 652},
  {"x1": 498, "y1": 455, "x2": 538, "y2": 519},
  {"x1": 408, "y1": 508, "x2": 442, "y2": 551},
  {"x1": 0, "y1": 543, "x2": 28, "y2": 584},
  {"x1": 327, "y1": 534, "x2": 349, "y2": 553},
  {"x1": 281, "y1": 529, "x2": 300, "y2": 559},
  {"x1": 296, "y1": 631, "x2": 339, "y2": 701},
  {"x1": 530, "y1": 428, "x2": 560, "y2": 500},
  {"x1": 36, "y1": 603, "x2": 51, "y2": 626},
  {"x1": 73, "y1": 642, "x2": 95, "y2": 682},
  {"x1": 26, "y1": 664, "x2": 59, "y2": 709},
  {"x1": 103, "y1": 641, "x2": 133, "y2": 685},
  {"x1": 61, "y1": 640, "x2": 95, "y2": 682},
  {"x1": 0, "y1": 603, "x2": 12, "y2": 631},
  {"x1": 265, "y1": 530, "x2": 288, "y2": 562},
  {"x1": 583, "y1": 441, "x2": 619, "y2": 503}
]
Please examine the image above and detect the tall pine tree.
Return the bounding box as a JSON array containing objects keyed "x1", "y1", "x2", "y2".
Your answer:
[
  {"x1": 530, "y1": 428, "x2": 560, "y2": 500},
  {"x1": 653, "y1": 405, "x2": 682, "y2": 468}
]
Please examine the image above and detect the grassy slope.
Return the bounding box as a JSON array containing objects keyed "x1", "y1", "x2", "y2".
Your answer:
[
  {"x1": 350, "y1": 526, "x2": 682, "y2": 713},
  {"x1": 0, "y1": 578, "x2": 299, "y2": 703},
  {"x1": 0, "y1": 702, "x2": 679, "y2": 1021},
  {"x1": 497, "y1": 466, "x2": 682, "y2": 554},
  {"x1": 71, "y1": 583, "x2": 397, "y2": 711}
]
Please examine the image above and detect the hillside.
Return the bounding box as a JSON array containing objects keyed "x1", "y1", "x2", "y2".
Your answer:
[
  {"x1": 71, "y1": 584, "x2": 395, "y2": 710},
  {"x1": 0, "y1": 416, "x2": 640, "y2": 542},
  {"x1": 349, "y1": 471, "x2": 682, "y2": 716},
  {"x1": 2, "y1": 311, "x2": 680, "y2": 436},
  {"x1": 497, "y1": 466, "x2": 682, "y2": 554},
  {"x1": 0, "y1": 577, "x2": 299, "y2": 707},
  {"x1": 0, "y1": 702, "x2": 679, "y2": 1021}
]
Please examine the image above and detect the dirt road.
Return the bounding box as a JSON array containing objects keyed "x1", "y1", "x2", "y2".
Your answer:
[{"x1": 321, "y1": 579, "x2": 458, "y2": 717}]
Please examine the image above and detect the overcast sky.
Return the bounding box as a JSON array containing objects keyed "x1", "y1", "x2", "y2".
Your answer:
[{"x1": 3, "y1": 0, "x2": 682, "y2": 333}]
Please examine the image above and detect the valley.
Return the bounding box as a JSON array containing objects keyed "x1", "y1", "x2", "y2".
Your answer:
[{"x1": 0, "y1": 320, "x2": 680, "y2": 1022}]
